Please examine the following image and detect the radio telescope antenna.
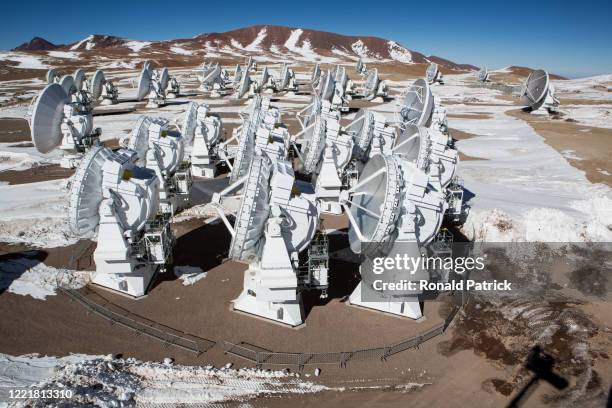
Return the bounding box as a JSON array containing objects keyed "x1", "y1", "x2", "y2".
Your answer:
[
  {"x1": 319, "y1": 71, "x2": 335, "y2": 102},
  {"x1": 144, "y1": 60, "x2": 153, "y2": 73},
  {"x1": 233, "y1": 64, "x2": 243, "y2": 86},
  {"x1": 73, "y1": 69, "x2": 86, "y2": 92},
  {"x1": 159, "y1": 68, "x2": 170, "y2": 92},
  {"x1": 90, "y1": 70, "x2": 105, "y2": 100},
  {"x1": 59, "y1": 75, "x2": 75, "y2": 95},
  {"x1": 68, "y1": 146, "x2": 174, "y2": 297},
  {"x1": 345, "y1": 154, "x2": 403, "y2": 255},
  {"x1": 46, "y1": 68, "x2": 60, "y2": 84},
  {"x1": 30, "y1": 82, "x2": 98, "y2": 168},
  {"x1": 90, "y1": 69, "x2": 119, "y2": 105},
  {"x1": 347, "y1": 108, "x2": 375, "y2": 158},
  {"x1": 356, "y1": 58, "x2": 367, "y2": 76},
  {"x1": 343, "y1": 152, "x2": 449, "y2": 320},
  {"x1": 393, "y1": 124, "x2": 458, "y2": 189},
  {"x1": 364, "y1": 69, "x2": 377, "y2": 96},
  {"x1": 519, "y1": 69, "x2": 559, "y2": 113},
  {"x1": 426, "y1": 62, "x2": 443, "y2": 84},
  {"x1": 68, "y1": 146, "x2": 112, "y2": 236},
  {"x1": 126, "y1": 115, "x2": 190, "y2": 214},
  {"x1": 229, "y1": 123, "x2": 255, "y2": 182},
  {"x1": 212, "y1": 155, "x2": 323, "y2": 326},
  {"x1": 30, "y1": 83, "x2": 69, "y2": 154},
  {"x1": 136, "y1": 67, "x2": 165, "y2": 108},
  {"x1": 311, "y1": 63, "x2": 321, "y2": 86},
  {"x1": 181, "y1": 101, "x2": 198, "y2": 146},
  {"x1": 136, "y1": 68, "x2": 151, "y2": 100},
  {"x1": 398, "y1": 79, "x2": 434, "y2": 127},
  {"x1": 235, "y1": 70, "x2": 253, "y2": 99},
  {"x1": 299, "y1": 115, "x2": 327, "y2": 174},
  {"x1": 477, "y1": 66, "x2": 489, "y2": 82}
]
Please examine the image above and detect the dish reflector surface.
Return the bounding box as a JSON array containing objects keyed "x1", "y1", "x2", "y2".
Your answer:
[
  {"x1": 73, "y1": 69, "x2": 86, "y2": 91},
  {"x1": 90, "y1": 70, "x2": 105, "y2": 99},
  {"x1": 160, "y1": 68, "x2": 170, "y2": 91},
  {"x1": 400, "y1": 79, "x2": 433, "y2": 126},
  {"x1": 181, "y1": 102, "x2": 198, "y2": 144},
  {"x1": 228, "y1": 155, "x2": 272, "y2": 261},
  {"x1": 68, "y1": 146, "x2": 113, "y2": 236},
  {"x1": 348, "y1": 154, "x2": 402, "y2": 255},
  {"x1": 46, "y1": 69, "x2": 58, "y2": 84},
  {"x1": 520, "y1": 69, "x2": 549, "y2": 110},
  {"x1": 59, "y1": 75, "x2": 74, "y2": 95},
  {"x1": 30, "y1": 83, "x2": 69, "y2": 153},
  {"x1": 426, "y1": 63, "x2": 438, "y2": 82},
  {"x1": 137, "y1": 68, "x2": 152, "y2": 100},
  {"x1": 301, "y1": 116, "x2": 326, "y2": 174}
]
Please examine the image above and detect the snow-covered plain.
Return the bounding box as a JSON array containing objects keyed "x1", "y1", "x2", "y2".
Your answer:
[
  {"x1": 0, "y1": 353, "x2": 328, "y2": 406},
  {"x1": 431, "y1": 74, "x2": 612, "y2": 242}
]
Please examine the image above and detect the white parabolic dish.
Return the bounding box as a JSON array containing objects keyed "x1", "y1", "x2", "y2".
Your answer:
[
  {"x1": 68, "y1": 146, "x2": 113, "y2": 236},
  {"x1": 400, "y1": 79, "x2": 433, "y2": 126},
  {"x1": 348, "y1": 154, "x2": 402, "y2": 256},
  {"x1": 520, "y1": 69, "x2": 549, "y2": 110},
  {"x1": 90, "y1": 70, "x2": 105, "y2": 99},
  {"x1": 137, "y1": 68, "x2": 152, "y2": 100},
  {"x1": 229, "y1": 155, "x2": 272, "y2": 261},
  {"x1": 30, "y1": 83, "x2": 70, "y2": 153}
]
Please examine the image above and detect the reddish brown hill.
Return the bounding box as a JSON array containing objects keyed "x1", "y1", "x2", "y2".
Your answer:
[{"x1": 12, "y1": 37, "x2": 60, "y2": 51}]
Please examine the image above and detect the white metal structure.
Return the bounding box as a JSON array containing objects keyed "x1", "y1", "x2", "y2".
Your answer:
[
  {"x1": 137, "y1": 67, "x2": 165, "y2": 108},
  {"x1": 258, "y1": 66, "x2": 276, "y2": 93},
  {"x1": 124, "y1": 116, "x2": 192, "y2": 214},
  {"x1": 311, "y1": 63, "x2": 321, "y2": 87},
  {"x1": 346, "y1": 108, "x2": 396, "y2": 159},
  {"x1": 362, "y1": 68, "x2": 387, "y2": 101},
  {"x1": 477, "y1": 67, "x2": 489, "y2": 82},
  {"x1": 90, "y1": 70, "x2": 119, "y2": 105},
  {"x1": 398, "y1": 79, "x2": 434, "y2": 127},
  {"x1": 212, "y1": 155, "x2": 323, "y2": 326},
  {"x1": 225, "y1": 97, "x2": 285, "y2": 182},
  {"x1": 234, "y1": 70, "x2": 258, "y2": 99},
  {"x1": 68, "y1": 146, "x2": 173, "y2": 297},
  {"x1": 330, "y1": 65, "x2": 352, "y2": 111},
  {"x1": 275, "y1": 63, "x2": 298, "y2": 93},
  {"x1": 198, "y1": 63, "x2": 231, "y2": 97},
  {"x1": 426, "y1": 62, "x2": 444, "y2": 85},
  {"x1": 182, "y1": 101, "x2": 223, "y2": 178},
  {"x1": 519, "y1": 69, "x2": 559, "y2": 113},
  {"x1": 46, "y1": 68, "x2": 60, "y2": 84},
  {"x1": 29, "y1": 83, "x2": 100, "y2": 168},
  {"x1": 355, "y1": 58, "x2": 367, "y2": 76},
  {"x1": 341, "y1": 153, "x2": 447, "y2": 319}
]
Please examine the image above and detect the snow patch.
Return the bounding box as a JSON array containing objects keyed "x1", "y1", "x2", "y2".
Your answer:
[
  {"x1": 0, "y1": 254, "x2": 88, "y2": 300},
  {"x1": 245, "y1": 28, "x2": 267, "y2": 52},
  {"x1": 0, "y1": 53, "x2": 48, "y2": 69},
  {"x1": 388, "y1": 41, "x2": 412, "y2": 63},
  {"x1": 174, "y1": 265, "x2": 207, "y2": 286},
  {"x1": 284, "y1": 29, "x2": 303, "y2": 50},
  {"x1": 70, "y1": 35, "x2": 95, "y2": 51},
  {"x1": 47, "y1": 51, "x2": 79, "y2": 59},
  {"x1": 125, "y1": 41, "x2": 152, "y2": 53},
  {"x1": 170, "y1": 46, "x2": 191, "y2": 56},
  {"x1": 0, "y1": 353, "x2": 328, "y2": 405}
]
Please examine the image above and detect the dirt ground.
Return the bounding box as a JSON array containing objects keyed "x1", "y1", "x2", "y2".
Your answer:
[{"x1": 507, "y1": 109, "x2": 612, "y2": 186}]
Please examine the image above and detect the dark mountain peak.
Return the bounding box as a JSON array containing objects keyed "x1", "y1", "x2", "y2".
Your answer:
[{"x1": 13, "y1": 37, "x2": 60, "y2": 51}]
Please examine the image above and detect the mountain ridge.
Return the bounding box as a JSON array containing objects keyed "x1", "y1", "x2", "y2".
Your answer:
[{"x1": 10, "y1": 25, "x2": 477, "y2": 70}]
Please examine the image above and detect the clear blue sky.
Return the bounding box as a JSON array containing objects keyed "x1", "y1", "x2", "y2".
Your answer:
[{"x1": 2, "y1": 0, "x2": 610, "y2": 78}]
